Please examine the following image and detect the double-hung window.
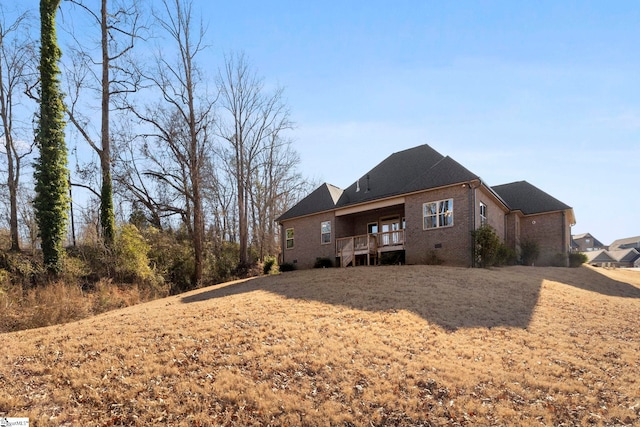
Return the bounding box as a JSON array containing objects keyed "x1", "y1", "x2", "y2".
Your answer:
[
  {"x1": 321, "y1": 221, "x2": 331, "y2": 244},
  {"x1": 423, "y1": 198, "x2": 454, "y2": 229},
  {"x1": 480, "y1": 202, "x2": 487, "y2": 226},
  {"x1": 285, "y1": 228, "x2": 294, "y2": 249}
]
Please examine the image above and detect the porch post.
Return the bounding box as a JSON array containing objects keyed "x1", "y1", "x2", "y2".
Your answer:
[{"x1": 352, "y1": 237, "x2": 355, "y2": 267}]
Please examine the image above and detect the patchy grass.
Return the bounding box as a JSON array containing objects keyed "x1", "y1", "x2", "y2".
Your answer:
[{"x1": 1, "y1": 265, "x2": 639, "y2": 426}]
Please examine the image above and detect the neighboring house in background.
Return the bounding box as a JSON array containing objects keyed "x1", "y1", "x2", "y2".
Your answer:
[
  {"x1": 609, "y1": 236, "x2": 640, "y2": 252},
  {"x1": 585, "y1": 248, "x2": 640, "y2": 268},
  {"x1": 277, "y1": 144, "x2": 576, "y2": 269},
  {"x1": 584, "y1": 250, "x2": 617, "y2": 267},
  {"x1": 572, "y1": 232, "x2": 606, "y2": 252}
]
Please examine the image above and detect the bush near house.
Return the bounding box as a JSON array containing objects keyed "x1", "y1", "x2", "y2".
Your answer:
[
  {"x1": 263, "y1": 256, "x2": 278, "y2": 274},
  {"x1": 313, "y1": 257, "x2": 334, "y2": 268},
  {"x1": 569, "y1": 252, "x2": 588, "y2": 268},
  {"x1": 520, "y1": 240, "x2": 540, "y2": 266},
  {"x1": 472, "y1": 225, "x2": 515, "y2": 267},
  {"x1": 279, "y1": 262, "x2": 296, "y2": 272},
  {"x1": 472, "y1": 225, "x2": 501, "y2": 268}
]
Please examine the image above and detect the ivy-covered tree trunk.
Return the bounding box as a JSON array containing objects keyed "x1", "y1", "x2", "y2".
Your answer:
[
  {"x1": 99, "y1": 0, "x2": 115, "y2": 246},
  {"x1": 34, "y1": 0, "x2": 69, "y2": 274}
]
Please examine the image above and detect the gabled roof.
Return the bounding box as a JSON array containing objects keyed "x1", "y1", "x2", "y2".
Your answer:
[
  {"x1": 277, "y1": 183, "x2": 343, "y2": 221},
  {"x1": 584, "y1": 250, "x2": 616, "y2": 263},
  {"x1": 492, "y1": 181, "x2": 573, "y2": 218},
  {"x1": 336, "y1": 145, "x2": 479, "y2": 206},
  {"x1": 572, "y1": 232, "x2": 604, "y2": 248},
  {"x1": 278, "y1": 145, "x2": 482, "y2": 221},
  {"x1": 609, "y1": 236, "x2": 640, "y2": 251},
  {"x1": 609, "y1": 248, "x2": 640, "y2": 263}
]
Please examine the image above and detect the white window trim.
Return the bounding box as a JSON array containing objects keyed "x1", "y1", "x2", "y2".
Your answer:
[
  {"x1": 423, "y1": 198, "x2": 454, "y2": 230},
  {"x1": 480, "y1": 202, "x2": 487, "y2": 226},
  {"x1": 321, "y1": 221, "x2": 331, "y2": 245},
  {"x1": 285, "y1": 228, "x2": 294, "y2": 249}
]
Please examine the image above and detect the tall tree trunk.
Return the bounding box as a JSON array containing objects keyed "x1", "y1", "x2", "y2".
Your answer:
[
  {"x1": 186, "y1": 58, "x2": 203, "y2": 287},
  {"x1": 0, "y1": 94, "x2": 19, "y2": 251},
  {"x1": 8, "y1": 163, "x2": 19, "y2": 251},
  {"x1": 236, "y1": 138, "x2": 249, "y2": 268},
  {"x1": 100, "y1": 0, "x2": 115, "y2": 245},
  {"x1": 3, "y1": 133, "x2": 20, "y2": 251},
  {"x1": 0, "y1": 13, "x2": 32, "y2": 252}
]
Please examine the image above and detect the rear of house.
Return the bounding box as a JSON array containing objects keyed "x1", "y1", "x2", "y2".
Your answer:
[
  {"x1": 278, "y1": 145, "x2": 575, "y2": 269},
  {"x1": 492, "y1": 181, "x2": 575, "y2": 267}
]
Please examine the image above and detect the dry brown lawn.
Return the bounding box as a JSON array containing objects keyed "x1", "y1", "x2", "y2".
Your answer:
[{"x1": 1, "y1": 265, "x2": 639, "y2": 426}]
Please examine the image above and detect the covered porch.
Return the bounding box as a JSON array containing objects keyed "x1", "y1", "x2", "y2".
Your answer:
[{"x1": 333, "y1": 198, "x2": 406, "y2": 267}]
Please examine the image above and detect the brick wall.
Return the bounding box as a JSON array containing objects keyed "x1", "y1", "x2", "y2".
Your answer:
[
  {"x1": 476, "y1": 186, "x2": 508, "y2": 240},
  {"x1": 519, "y1": 211, "x2": 570, "y2": 266},
  {"x1": 280, "y1": 211, "x2": 337, "y2": 269},
  {"x1": 504, "y1": 213, "x2": 521, "y2": 252},
  {"x1": 404, "y1": 185, "x2": 474, "y2": 266}
]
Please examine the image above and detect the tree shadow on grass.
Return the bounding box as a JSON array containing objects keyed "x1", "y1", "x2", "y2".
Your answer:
[
  {"x1": 181, "y1": 265, "x2": 640, "y2": 331},
  {"x1": 523, "y1": 265, "x2": 640, "y2": 298}
]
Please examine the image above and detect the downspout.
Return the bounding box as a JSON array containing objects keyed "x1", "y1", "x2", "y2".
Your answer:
[
  {"x1": 562, "y1": 211, "x2": 567, "y2": 266},
  {"x1": 279, "y1": 222, "x2": 285, "y2": 264},
  {"x1": 469, "y1": 181, "x2": 476, "y2": 268}
]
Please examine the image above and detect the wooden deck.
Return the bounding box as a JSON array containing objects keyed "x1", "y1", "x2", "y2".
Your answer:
[{"x1": 336, "y1": 230, "x2": 405, "y2": 267}]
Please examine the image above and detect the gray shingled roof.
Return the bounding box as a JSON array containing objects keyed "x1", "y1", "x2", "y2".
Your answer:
[
  {"x1": 572, "y1": 233, "x2": 605, "y2": 248},
  {"x1": 336, "y1": 145, "x2": 479, "y2": 206},
  {"x1": 609, "y1": 236, "x2": 640, "y2": 251},
  {"x1": 609, "y1": 248, "x2": 640, "y2": 263},
  {"x1": 492, "y1": 181, "x2": 572, "y2": 215},
  {"x1": 277, "y1": 145, "x2": 481, "y2": 221},
  {"x1": 277, "y1": 183, "x2": 343, "y2": 221},
  {"x1": 584, "y1": 250, "x2": 616, "y2": 263}
]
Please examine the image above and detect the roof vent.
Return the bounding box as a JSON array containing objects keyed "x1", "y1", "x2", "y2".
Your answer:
[{"x1": 356, "y1": 179, "x2": 360, "y2": 192}]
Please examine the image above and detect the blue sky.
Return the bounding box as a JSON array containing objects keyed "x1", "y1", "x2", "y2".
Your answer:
[
  {"x1": 8, "y1": 1, "x2": 640, "y2": 245},
  {"x1": 201, "y1": 0, "x2": 638, "y2": 245}
]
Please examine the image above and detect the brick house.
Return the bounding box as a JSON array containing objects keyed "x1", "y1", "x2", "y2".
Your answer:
[
  {"x1": 609, "y1": 236, "x2": 640, "y2": 252},
  {"x1": 585, "y1": 248, "x2": 640, "y2": 268},
  {"x1": 277, "y1": 145, "x2": 575, "y2": 268},
  {"x1": 571, "y1": 232, "x2": 606, "y2": 252}
]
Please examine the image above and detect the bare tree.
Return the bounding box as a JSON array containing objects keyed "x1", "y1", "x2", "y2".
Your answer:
[
  {"x1": 112, "y1": 120, "x2": 166, "y2": 230},
  {"x1": 17, "y1": 184, "x2": 37, "y2": 251},
  {"x1": 217, "y1": 52, "x2": 293, "y2": 268},
  {"x1": 0, "y1": 7, "x2": 37, "y2": 251},
  {"x1": 62, "y1": 0, "x2": 145, "y2": 246},
  {"x1": 125, "y1": 0, "x2": 215, "y2": 288},
  {"x1": 249, "y1": 135, "x2": 310, "y2": 260},
  {"x1": 201, "y1": 153, "x2": 235, "y2": 247}
]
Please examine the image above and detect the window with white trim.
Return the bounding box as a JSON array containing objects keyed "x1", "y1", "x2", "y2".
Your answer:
[
  {"x1": 286, "y1": 228, "x2": 294, "y2": 249},
  {"x1": 321, "y1": 221, "x2": 331, "y2": 244},
  {"x1": 423, "y1": 198, "x2": 454, "y2": 229},
  {"x1": 480, "y1": 202, "x2": 487, "y2": 226}
]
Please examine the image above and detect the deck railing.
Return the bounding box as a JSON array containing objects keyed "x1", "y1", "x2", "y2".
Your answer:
[
  {"x1": 336, "y1": 230, "x2": 405, "y2": 266},
  {"x1": 379, "y1": 229, "x2": 404, "y2": 247},
  {"x1": 336, "y1": 234, "x2": 376, "y2": 255}
]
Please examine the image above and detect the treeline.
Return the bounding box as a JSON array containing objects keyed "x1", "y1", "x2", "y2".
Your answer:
[{"x1": 0, "y1": 0, "x2": 312, "y2": 294}]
